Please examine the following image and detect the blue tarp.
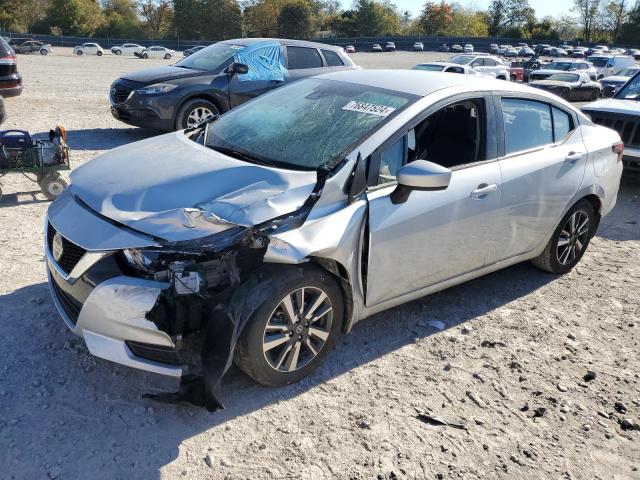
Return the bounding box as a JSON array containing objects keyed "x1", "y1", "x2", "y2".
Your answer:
[{"x1": 233, "y1": 41, "x2": 288, "y2": 82}]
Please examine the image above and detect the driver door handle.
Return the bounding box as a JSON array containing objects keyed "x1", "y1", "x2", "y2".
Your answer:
[
  {"x1": 565, "y1": 151, "x2": 583, "y2": 164},
  {"x1": 470, "y1": 183, "x2": 498, "y2": 199}
]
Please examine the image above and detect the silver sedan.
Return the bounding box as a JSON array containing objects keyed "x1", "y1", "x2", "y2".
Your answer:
[{"x1": 45, "y1": 70, "x2": 623, "y2": 409}]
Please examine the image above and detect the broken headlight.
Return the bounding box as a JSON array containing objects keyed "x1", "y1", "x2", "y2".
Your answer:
[{"x1": 123, "y1": 248, "x2": 160, "y2": 271}]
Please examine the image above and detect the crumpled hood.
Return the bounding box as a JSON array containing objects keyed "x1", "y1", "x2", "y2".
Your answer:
[
  {"x1": 70, "y1": 132, "x2": 317, "y2": 243},
  {"x1": 121, "y1": 65, "x2": 209, "y2": 84},
  {"x1": 581, "y1": 98, "x2": 640, "y2": 116}
]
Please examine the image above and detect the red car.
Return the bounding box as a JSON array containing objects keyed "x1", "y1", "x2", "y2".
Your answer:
[{"x1": 509, "y1": 63, "x2": 524, "y2": 82}]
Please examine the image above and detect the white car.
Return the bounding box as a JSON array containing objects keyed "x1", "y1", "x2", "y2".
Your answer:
[
  {"x1": 138, "y1": 46, "x2": 175, "y2": 59},
  {"x1": 464, "y1": 44, "x2": 474, "y2": 53},
  {"x1": 588, "y1": 55, "x2": 636, "y2": 79},
  {"x1": 111, "y1": 43, "x2": 145, "y2": 56},
  {"x1": 73, "y1": 43, "x2": 104, "y2": 56},
  {"x1": 413, "y1": 62, "x2": 484, "y2": 76},
  {"x1": 449, "y1": 54, "x2": 510, "y2": 80}
]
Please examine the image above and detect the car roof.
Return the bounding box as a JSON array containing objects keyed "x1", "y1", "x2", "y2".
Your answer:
[
  {"x1": 315, "y1": 69, "x2": 506, "y2": 96},
  {"x1": 316, "y1": 69, "x2": 574, "y2": 102},
  {"x1": 220, "y1": 38, "x2": 344, "y2": 52}
]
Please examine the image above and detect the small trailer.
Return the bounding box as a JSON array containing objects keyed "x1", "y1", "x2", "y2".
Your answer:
[{"x1": 0, "y1": 127, "x2": 70, "y2": 201}]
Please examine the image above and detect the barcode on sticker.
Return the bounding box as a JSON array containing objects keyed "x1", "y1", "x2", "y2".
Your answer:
[{"x1": 342, "y1": 101, "x2": 396, "y2": 117}]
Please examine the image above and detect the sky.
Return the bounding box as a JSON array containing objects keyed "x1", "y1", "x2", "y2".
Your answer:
[{"x1": 347, "y1": 0, "x2": 576, "y2": 19}]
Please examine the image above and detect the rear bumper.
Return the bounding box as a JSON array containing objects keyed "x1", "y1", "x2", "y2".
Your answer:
[{"x1": 0, "y1": 75, "x2": 22, "y2": 97}]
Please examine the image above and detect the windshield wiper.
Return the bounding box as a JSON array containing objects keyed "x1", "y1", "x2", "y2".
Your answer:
[{"x1": 209, "y1": 145, "x2": 276, "y2": 167}]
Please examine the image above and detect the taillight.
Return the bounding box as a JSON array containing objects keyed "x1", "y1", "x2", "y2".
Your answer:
[
  {"x1": 0, "y1": 54, "x2": 15, "y2": 60},
  {"x1": 612, "y1": 141, "x2": 624, "y2": 162}
]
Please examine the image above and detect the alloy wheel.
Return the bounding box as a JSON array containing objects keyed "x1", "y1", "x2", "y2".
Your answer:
[
  {"x1": 262, "y1": 287, "x2": 333, "y2": 373},
  {"x1": 186, "y1": 107, "x2": 215, "y2": 128},
  {"x1": 556, "y1": 210, "x2": 590, "y2": 265}
]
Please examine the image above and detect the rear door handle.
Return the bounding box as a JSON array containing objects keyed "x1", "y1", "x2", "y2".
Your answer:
[
  {"x1": 470, "y1": 183, "x2": 498, "y2": 199},
  {"x1": 565, "y1": 151, "x2": 583, "y2": 164}
]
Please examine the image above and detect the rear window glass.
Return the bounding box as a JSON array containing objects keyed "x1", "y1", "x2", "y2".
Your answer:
[
  {"x1": 287, "y1": 46, "x2": 323, "y2": 69},
  {"x1": 322, "y1": 49, "x2": 344, "y2": 67},
  {"x1": 413, "y1": 64, "x2": 445, "y2": 71}
]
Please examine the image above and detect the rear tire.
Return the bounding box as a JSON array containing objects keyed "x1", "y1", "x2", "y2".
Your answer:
[
  {"x1": 234, "y1": 266, "x2": 344, "y2": 387},
  {"x1": 531, "y1": 199, "x2": 596, "y2": 274}
]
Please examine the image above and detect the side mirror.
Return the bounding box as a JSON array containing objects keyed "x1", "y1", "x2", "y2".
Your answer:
[
  {"x1": 227, "y1": 62, "x2": 249, "y2": 76},
  {"x1": 390, "y1": 160, "x2": 452, "y2": 204}
]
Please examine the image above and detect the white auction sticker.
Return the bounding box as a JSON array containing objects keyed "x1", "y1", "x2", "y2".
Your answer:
[{"x1": 342, "y1": 101, "x2": 396, "y2": 117}]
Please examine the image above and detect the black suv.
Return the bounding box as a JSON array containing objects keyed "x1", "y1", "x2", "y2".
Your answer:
[
  {"x1": 110, "y1": 38, "x2": 358, "y2": 131},
  {"x1": 0, "y1": 38, "x2": 22, "y2": 97}
]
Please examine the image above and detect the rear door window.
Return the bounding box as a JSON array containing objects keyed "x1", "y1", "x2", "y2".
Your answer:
[
  {"x1": 287, "y1": 46, "x2": 323, "y2": 69},
  {"x1": 501, "y1": 98, "x2": 553, "y2": 154},
  {"x1": 321, "y1": 49, "x2": 344, "y2": 67}
]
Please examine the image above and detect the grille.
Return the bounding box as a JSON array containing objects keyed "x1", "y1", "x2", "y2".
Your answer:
[
  {"x1": 50, "y1": 274, "x2": 81, "y2": 324},
  {"x1": 126, "y1": 341, "x2": 183, "y2": 365},
  {"x1": 588, "y1": 112, "x2": 640, "y2": 148},
  {"x1": 111, "y1": 84, "x2": 132, "y2": 104},
  {"x1": 47, "y1": 223, "x2": 87, "y2": 274}
]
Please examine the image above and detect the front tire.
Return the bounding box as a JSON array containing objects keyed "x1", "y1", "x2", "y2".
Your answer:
[
  {"x1": 234, "y1": 267, "x2": 344, "y2": 387},
  {"x1": 531, "y1": 199, "x2": 596, "y2": 274},
  {"x1": 114, "y1": 50, "x2": 121, "y2": 55},
  {"x1": 142, "y1": 53, "x2": 148, "y2": 59},
  {"x1": 40, "y1": 49, "x2": 48, "y2": 55},
  {"x1": 175, "y1": 98, "x2": 219, "y2": 130},
  {"x1": 76, "y1": 50, "x2": 83, "y2": 55},
  {"x1": 164, "y1": 53, "x2": 171, "y2": 59},
  {"x1": 97, "y1": 51, "x2": 103, "y2": 56}
]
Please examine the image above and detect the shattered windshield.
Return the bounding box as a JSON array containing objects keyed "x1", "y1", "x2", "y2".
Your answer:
[
  {"x1": 205, "y1": 79, "x2": 416, "y2": 171},
  {"x1": 174, "y1": 42, "x2": 244, "y2": 72},
  {"x1": 615, "y1": 72, "x2": 640, "y2": 100}
]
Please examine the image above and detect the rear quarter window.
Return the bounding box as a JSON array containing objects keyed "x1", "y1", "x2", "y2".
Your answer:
[{"x1": 321, "y1": 49, "x2": 344, "y2": 67}]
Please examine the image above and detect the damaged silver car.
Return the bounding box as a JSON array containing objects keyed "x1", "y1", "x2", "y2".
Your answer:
[{"x1": 45, "y1": 70, "x2": 623, "y2": 409}]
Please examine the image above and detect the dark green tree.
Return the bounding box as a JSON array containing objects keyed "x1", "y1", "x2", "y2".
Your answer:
[
  {"x1": 43, "y1": 0, "x2": 103, "y2": 35},
  {"x1": 277, "y1": 1, "x2": 313, "y2": 38}
]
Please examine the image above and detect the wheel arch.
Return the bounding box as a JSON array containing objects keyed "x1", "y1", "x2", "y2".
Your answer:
[
  {"x1": 173, "y1": 93, "x2": 225, "y2": 129},
  {"x1": 310, "y1": 257, "x2": 354, "y2": 334}
]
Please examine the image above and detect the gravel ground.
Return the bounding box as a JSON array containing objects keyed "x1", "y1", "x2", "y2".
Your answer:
[{"x1": 1, "y1": 48, "x2": 639, "y2": 480}]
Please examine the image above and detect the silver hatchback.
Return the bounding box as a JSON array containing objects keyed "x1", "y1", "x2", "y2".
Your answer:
[{"x1": 45, "y1": 70, "x2": 623, "y2": 409}]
